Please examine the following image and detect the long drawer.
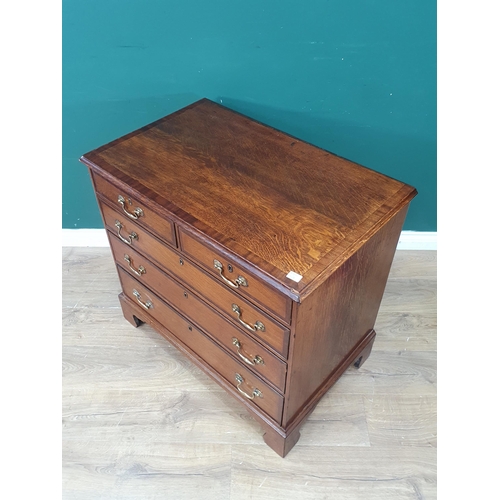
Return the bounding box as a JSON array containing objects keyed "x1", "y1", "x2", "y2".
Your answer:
[
  {"x1": 115, "y1": 251, "x2": 288, "y2": 390},
  {"x1": 119, "y1": 269, "x2": 284, "y2": 422},
  {"x1": 102, "y1": 209, "x2": 290, "y2": 358}
]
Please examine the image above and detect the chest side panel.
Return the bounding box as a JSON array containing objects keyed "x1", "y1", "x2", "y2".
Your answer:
[{"x1": 283, "y1": 206, "x2": 409, "y2": 426}]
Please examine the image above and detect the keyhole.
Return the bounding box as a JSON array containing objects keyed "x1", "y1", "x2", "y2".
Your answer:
[
  {"x1": 188, "y1": 325, "x2": 192, "y2": 331},
  {"x1": 183, "y1": 291, "x2": 188, "y2": 298},
  {"x1": 227, "y1": 264, "x2": 233, "y2": 273}
]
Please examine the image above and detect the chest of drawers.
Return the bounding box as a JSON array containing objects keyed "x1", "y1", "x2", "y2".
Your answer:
[{"x1": 80, "y1": 98, "x2": 417, "y2": 457}]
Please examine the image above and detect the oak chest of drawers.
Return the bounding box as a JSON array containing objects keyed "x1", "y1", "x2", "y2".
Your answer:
[{"x1": 81, "y1": 98, "x2": 417, "y2": 457}]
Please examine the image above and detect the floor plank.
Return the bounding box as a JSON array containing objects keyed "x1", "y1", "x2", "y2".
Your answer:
[
  {"x1": 63, "y1": 443, "x2": 232, "y2": 500},
  {"x1": 374, "y1": 310, "x2": 437, "y2": 351},
  {"x1": 388, "y1": 250, "x2": 436, "y2": 280},
  {"x1": 230, "y1": 445, "x2": 436, "y2": 500},
  {"x1": 364, "y1": 394, "x2": 437, "y2": 447}
]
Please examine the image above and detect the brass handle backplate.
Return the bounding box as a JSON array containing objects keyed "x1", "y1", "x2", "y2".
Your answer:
[
  {"x1": 232, "y1": 338, "x2": 264, "y2": 365},
  {"x1": 235, "y1": 373, "x2": 262, "y2": 400},
  {"x1": 118, "y1": 195, "x2": 144, "y2": 220},
  {"x1": 124, "y1": 254, "x2": 146, "y2": 276},
  {"x1": 115, "y1": 220, "x2": 138, "y2": 245},
  {"x1": 132, "y1": 289, "x2": 153, "y2": 310},
  {"x1": 232, "y1": 304, "x2": 265, "y2": 332},
  {"x1": 214, "y1": 260, "x2": 248, "y2": 288}
]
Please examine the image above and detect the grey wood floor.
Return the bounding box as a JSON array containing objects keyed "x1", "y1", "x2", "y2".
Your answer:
[{"x1": 62, "y1": 248, "x2": 436, "y2": 500}]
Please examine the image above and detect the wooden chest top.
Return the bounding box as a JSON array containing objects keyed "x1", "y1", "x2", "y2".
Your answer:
[{"x1": 81, "y1": 98, "x2": 416, "y2": 299}]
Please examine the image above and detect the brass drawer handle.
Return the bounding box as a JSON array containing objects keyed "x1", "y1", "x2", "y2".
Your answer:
[
  {"x1": 235, "y1": 373, "x2": 262, "y2": 400},
  {"x1": 124, "y1": 254, "x2": 146, "y2": 276},
  {"x1": 232, "y1": 338, "x2": 264, "y2": 365},
  {"x1": 214, "y1": 260, "x2": 248, "y2": 288},
  {"x1": 132, "y1": 289, "x2": 153, "y2": 310},
  {"x1": 115, "y1": 220, "x2": 138, "y2": 245},
  {"x1": 232, "y1": 304, "x2": 265, "y2": 332},
  {"x1": 118, "y1": 195, "x2": 144, "y2": 220}
]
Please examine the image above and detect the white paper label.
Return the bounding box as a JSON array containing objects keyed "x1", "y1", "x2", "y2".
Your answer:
[{"x1": 286, "y1": 271, "x2": 303, "y2": 283}]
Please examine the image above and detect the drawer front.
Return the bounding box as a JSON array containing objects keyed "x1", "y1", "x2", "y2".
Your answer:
[
  {"x1": 119, "y1": 271, "x2": 284, "y2": 422},
  {"x1": 113, "y1": 245, "x2": 289, "y2": 360},
  {"x1": 178, "y1": 227, "x2": 291, "y2": 323},
  {"x1": 116, "y1": 256, "x2": 288, "y2": 391},
  {"x1": 107, "y1": 224, "x2": 290, "y2": 358},
  {"x1": 100, "y1": 202, "x2": 176, "y2": 261},
  {"x1": 94, "y1": 173, "x2": 175, "y2": 246}
]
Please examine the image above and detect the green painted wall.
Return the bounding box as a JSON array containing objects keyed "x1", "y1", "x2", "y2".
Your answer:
[{"x1": 63, "y1": 0, "x2": 436, "y2": 231}]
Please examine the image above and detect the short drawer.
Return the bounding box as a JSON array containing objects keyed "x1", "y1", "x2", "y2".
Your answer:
[
  {"x1": 94, "y1": 173, "x2": 175, "y2": 246},
  {"x1": 119, "y1": 271, "x2": 284, "y2": 422},
  {"x1": 100, "y1": 202, "x2": 175, "y2": 259},
  {"x1": 116, "y1": 255, "x2": 289, "y2": 391},
  {"x1": 107, "y1": 224, "x2": 290, "y2": 352},
  {"x1": 178, "y1": 227, "x2": 292, "y2": 323}
]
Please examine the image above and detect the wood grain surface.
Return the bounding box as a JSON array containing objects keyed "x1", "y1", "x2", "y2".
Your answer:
[
  {"x1": 81, "y1": 99, "x2": 417, "y2": 296},
  {"x1": 62, "y1": 247, "x2": 436, "y2": 499}
]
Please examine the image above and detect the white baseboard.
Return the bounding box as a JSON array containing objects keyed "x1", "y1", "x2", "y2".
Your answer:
[
  {"x1": 62, "y1": 229, "x2": 110, "y2": 247},
  {"x1": 62, "y1": 229, "x2": 437, "y2": 251},
  {"x1": 396, "y1": 231, "x2": 437, "y2": 250}
]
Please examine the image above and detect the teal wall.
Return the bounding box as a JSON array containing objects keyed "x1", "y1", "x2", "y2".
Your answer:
[{"x1": 63, "y1": 0, "x2": 436, "y2": 231}]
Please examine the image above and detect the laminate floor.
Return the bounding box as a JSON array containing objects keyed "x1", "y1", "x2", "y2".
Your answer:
[{"x1": 62, "y1": 248, "x2": 437, "y2": 500}]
